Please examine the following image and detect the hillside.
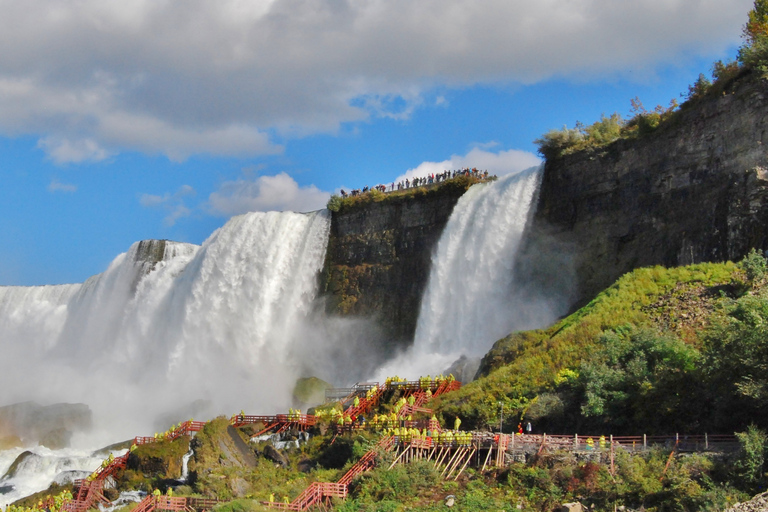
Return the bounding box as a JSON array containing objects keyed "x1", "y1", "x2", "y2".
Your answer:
[{"x1": 433, "y1": 254, "x2": 768, "y2": 437}]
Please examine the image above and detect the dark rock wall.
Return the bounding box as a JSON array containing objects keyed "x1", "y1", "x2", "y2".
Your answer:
[
  {"x1": 321, "y1": 184, "x2": 471, "y2": 345},
  {"x1": 531, "y1": 75, "x2": 768, "y2": 304}
]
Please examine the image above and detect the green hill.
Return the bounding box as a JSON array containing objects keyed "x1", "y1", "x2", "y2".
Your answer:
[{"x1": 433, "y1": 254, "x2": 768, "y2": 437}]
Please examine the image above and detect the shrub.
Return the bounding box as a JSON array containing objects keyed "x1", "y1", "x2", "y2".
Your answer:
[
  {"x1": 533, "y1": 125, "x2": 585, "y2": 159},
  {"x1": 733, "y1": 425, "x2": 768, "y2": 489},
  {"x1": 326, "y1": 195, "x2": 342, "y2": 212},
  {"x1": 687, "y1": 73, "x2": 712, "y2": 101},
  {"x1": 739, "y1": 247, "x2": 767, "y2": 284}
]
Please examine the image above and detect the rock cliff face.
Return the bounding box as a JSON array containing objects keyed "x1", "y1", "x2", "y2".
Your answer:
[
  {"x1": 320, "y1": 181, "x2": 474, "y2": 345},
  {"x1": 528, "y1": 74, "x2": 768, "y2": 305}
]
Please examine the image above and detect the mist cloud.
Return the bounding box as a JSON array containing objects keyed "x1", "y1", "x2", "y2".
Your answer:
[{"x1": 0, "y1": 0, "x2": 749, "y2": 161}]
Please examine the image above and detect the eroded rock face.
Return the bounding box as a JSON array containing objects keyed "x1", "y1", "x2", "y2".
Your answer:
[
  {"x1": 529, "y1": 74, "x2": 768, "y2": 306},
  {"x1": 322, "y1": 184, "x2": 470, "y2": 345}
]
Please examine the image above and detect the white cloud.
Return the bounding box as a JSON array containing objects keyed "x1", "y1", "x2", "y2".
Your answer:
[
  {"x1": 139, "y1": 184, "x2": 196, "y2": 226},
  {"x1": 395, "y1": 146, "x2": 542, "y2": 184},
  {"x1": 208, "y1": 172, "x2": 330, "y2": 215},
  {"x1": 0, "y1": 0, "x2": 750, "y2": 160},
  {"x1": 38, "y1": 137, "x2": 112, "y2": 164},
  {"x1": 47, "y1": 179, "x2": 77, "y2": 193}
]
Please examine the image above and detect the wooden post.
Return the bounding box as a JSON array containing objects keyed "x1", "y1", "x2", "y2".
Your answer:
[
  {"x1": 574, "y1": 433, "x2": 578, "y2": 449},
  {"x1": 643, "y1": 434, "x2": 647, "y2": 450},
  {"x1": 610, "y1": 435, "x2": 614, "y2": 476},
  {"x1": 705, "y1": 433, "x2": 708, "y2": 450}
]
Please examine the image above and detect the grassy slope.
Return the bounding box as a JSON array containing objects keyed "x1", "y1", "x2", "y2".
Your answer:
[{"x1": 433, "y1": 262, "x2": 738, "y2": 429}]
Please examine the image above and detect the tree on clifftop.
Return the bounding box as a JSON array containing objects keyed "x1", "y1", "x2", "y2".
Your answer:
[{"x1": 740, "y1": 0, "x2": 768, "y2": 71}]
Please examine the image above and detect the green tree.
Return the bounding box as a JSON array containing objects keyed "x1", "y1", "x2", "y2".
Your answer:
[
  {"x1": 733, "y1": 425, "x2": 768, "y2": 491},
  {"x1": 739, "y1": 0, "x2": 768, "y2": 71},
  {"x1": 701, "y1": 294, "x2": 768, "y2": 430},
  {"x1": 574, "y1": 327, "x2": 700, "y2": 433}
]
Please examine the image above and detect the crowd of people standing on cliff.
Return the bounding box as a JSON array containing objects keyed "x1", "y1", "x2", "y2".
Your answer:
[{"x1": 339, "y1": 167, "x2": 493, "y2": 198}]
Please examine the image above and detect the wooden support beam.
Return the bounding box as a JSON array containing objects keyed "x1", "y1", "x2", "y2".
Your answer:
[
  {"x1": 454, "y1": 448, "x2": 476, "y2": 480},
  {"x1": 481, "y1": 446, "x2": 493, "y2": 472}
]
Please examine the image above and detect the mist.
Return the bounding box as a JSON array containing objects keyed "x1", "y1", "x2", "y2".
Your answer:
[
  {"x1": 375, "y1": 166, "x2": 575, "y2": 381},
  {"x1": 0, "y1": 210, "x2": 352, "y2": 446}
]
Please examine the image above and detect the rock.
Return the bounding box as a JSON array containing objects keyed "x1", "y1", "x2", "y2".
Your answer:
[
  {"x1": 725, "y1": 490, "x2": 768, "y2": 511},
  {"x1": 0, "y1": 401, "x2": 91, "y2": 448},
  {"x1": 529, "y1": 76, "x2": 768, "y2": 309},
  {"x1": 39, "y1": 427, "x2": 72, "y2": 450},
  {"x1": 293, "y1": 377, "x2": 332, "y2": 408},
  {"x1": 322, "y1": 179, "x2": 473, "y2": 345},
  {"x1": 560, "y1": 503, "x2": 583, "y2": 512},
  {"x1": 229, "y1": 477, "x2": 249, "y2": 498},
  {"x1": 444, "y1": 495, "x2": 455, "y2": 507},
  {"x1": 262, "y1": 445, "x2": 289, "y2": 468},
  {"x1": 0, "y1": 435, "x2": 22, "y2": 450}
]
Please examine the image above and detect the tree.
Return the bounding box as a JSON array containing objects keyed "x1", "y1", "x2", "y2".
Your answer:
[
  {"x1": 739, "y1": 0, "x2": 768, "y2": 71},
  {"x1": 701, "y1": 294, "x2": 768, "y2": 430},
  {"x1": 573, "y1": 327, "x2": 700, "y2": 433}
]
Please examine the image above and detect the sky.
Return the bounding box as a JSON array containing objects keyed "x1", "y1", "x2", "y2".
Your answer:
[{"x1": 0, "y1": 0, "x2": 753, "y2": 286}]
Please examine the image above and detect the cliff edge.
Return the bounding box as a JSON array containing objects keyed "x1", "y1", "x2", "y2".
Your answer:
[{"x1": 529, "y1": 74, "x2": 768, "y2": 305}]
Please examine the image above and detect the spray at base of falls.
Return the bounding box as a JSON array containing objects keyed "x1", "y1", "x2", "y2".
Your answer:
[
  {"x1": 0, "y1": 210, "x2": 332, "y2": 444},
  {"x1": 0, "y1": 447, "x2": 124, "y2": 509},
  {"x1": 377, "y1": 166, "x2": 566, "y2": 380}
]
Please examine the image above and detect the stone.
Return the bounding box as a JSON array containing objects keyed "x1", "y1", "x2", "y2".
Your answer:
[
  {"x1": 560, "y1": 503, "x2": 583, "y2": 512},
  {"x1": 262, "y1": 445, "x2": 289, "y2": 468},
  {"x1": 528, "y1": 77, "x2": 768, "y2": 308}
]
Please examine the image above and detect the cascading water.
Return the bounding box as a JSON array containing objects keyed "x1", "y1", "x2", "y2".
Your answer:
[
  {"x1": 0, "y1": 447, "x2": 109, "y2": 508},
  {"x1": 0, "y1": 210, "x2": 331, "y2": 438},
  {"x1": 382, "y1": 166, "x2": 561, "y2": 378},
  {"x1": 178, "y1": 449, "x2": 193, "y2": 483},
  {"x1": 0, "y1": 210, "x2": 332, "y2": 507}
]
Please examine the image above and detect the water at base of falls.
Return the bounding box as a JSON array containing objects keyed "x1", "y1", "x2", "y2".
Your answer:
[{"x1": 0, "y1": 447, "x2": 125, "y2": 509}]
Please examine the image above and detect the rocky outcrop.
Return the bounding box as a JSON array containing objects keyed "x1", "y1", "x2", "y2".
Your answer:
[
  {"x1": 726, "y1": 491, "x2": 768, "y2": 512},
  {"x1": 321, "y1": 179, "x2": 475, "y2": 344},
  {"x1": 0, "y1": 401, "x2": 92, "y2": 448},
  {"x1": 529, "y1": 74, "x2": 768, "y2": 305}
]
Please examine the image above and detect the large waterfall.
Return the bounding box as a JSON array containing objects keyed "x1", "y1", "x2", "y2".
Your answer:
[
  {"x1": 382, "y1": 166, "x2": 560, "y2": 378},
  {"x1": 0, "y1": 210, "x2": 331, "y2": 442}
]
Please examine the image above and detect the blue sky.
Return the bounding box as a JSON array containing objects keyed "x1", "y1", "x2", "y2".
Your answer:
[{"x1": 0, "y1": 0, "x2": 752, "y2": 286}]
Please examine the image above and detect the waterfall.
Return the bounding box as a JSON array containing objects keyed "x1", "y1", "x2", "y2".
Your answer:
[
  {"x1": 178, "y1": 449, "x2": 193, "y2": 483},
  {"x1": 401, "y1": 166, "x2": 557, "y2": 376},
  {"x1": 0, "y1": 210, "x2": 331, "y2": 441},
  {"x1": 0, "y1": 447, "x2": 106, "y2": 509}
]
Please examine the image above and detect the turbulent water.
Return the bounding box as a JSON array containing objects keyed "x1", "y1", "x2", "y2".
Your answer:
[
  {"x1": 0, "y1": 210, "x2": 331, "y2": 442},
  {"x1": 0, "y1": 446, "x2": 110, "y2": 508},
  {"x1": 382, "y1": 166, "x2": 562, "y2": 377}
]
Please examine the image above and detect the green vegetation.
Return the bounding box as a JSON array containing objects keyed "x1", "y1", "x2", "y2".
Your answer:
[
  {"x1": 326, "y1": 175, "x2": 486, "y2": 213},
  {"x1": 535, "y1": 1, "x2": 768, "y2": 160},
  {"x1": 437, "y1": 262, "x2": 737, "y2": 431},
  {"x1": 292, "y1": 377, "x2": 332, "y2": 408}
]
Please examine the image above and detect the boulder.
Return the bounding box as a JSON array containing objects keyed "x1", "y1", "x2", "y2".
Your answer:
[{"x1": 262, "y1": 445, "x2": 289, "y2": 468}]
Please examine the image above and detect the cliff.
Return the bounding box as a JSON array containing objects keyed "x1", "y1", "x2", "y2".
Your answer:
[
  {"x1": 320, "y1": 179, "x2": 475, "y2": 344},
  {"x1": 528, "y1": 74, "x2": 768, "y2": 305}
]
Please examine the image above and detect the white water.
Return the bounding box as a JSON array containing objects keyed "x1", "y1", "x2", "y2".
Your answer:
[
  {"x1": 378, "y1": 166, "x2": 560, "y2": 378},
  {"x1": 178, "y1": 449, "x2": 193, "y2": 483},
  {"x1": 0, "y1": 211, "x2": 331, "y2": 443},
  {"x1": 0, "y1": 447, "x2": 109, "y2": 508}
]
